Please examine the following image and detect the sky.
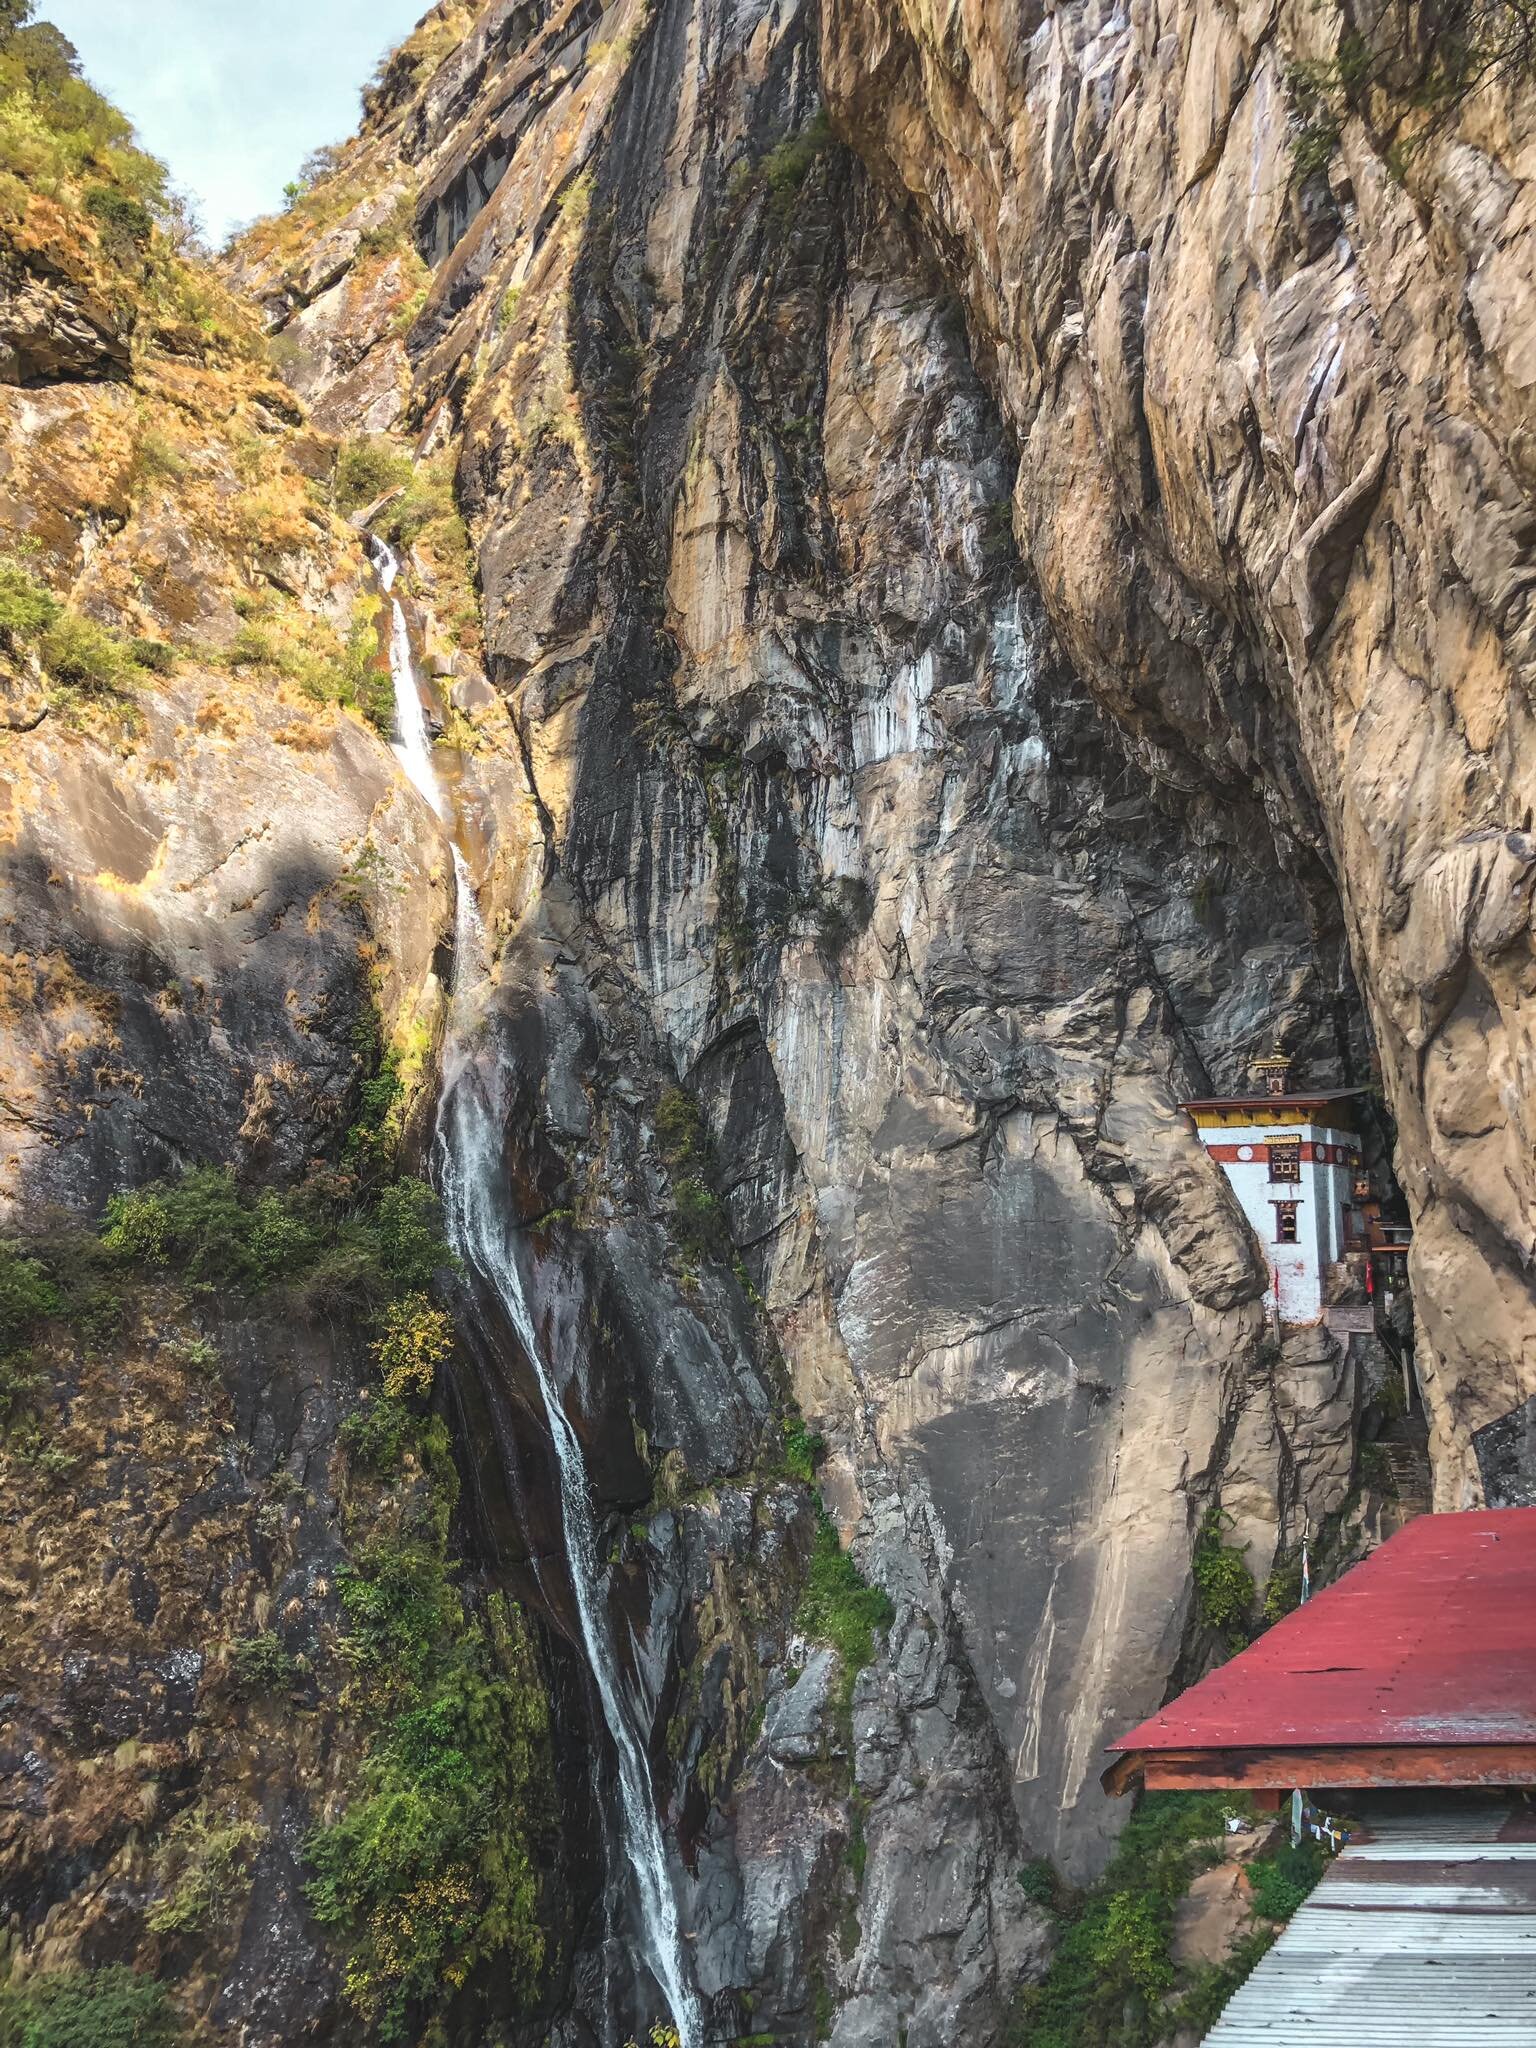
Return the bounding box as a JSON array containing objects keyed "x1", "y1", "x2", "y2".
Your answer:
[{"x1": 43, "y1": 0, "x2": 430, "y2": 244}]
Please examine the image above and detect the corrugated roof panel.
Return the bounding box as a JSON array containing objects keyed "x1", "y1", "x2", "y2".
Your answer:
[
  {"x1": 1109, "y1": 1507, "x2": 1536, "y2": 1756},
  {"x1": 1206, "y1": 1805, "x2": 1536, "y2": 2044}
]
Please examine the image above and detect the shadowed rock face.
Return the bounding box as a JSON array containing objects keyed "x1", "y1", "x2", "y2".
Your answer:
[{"x1": 816, "y1": 0, "x2": 1536, "y2": 1512}]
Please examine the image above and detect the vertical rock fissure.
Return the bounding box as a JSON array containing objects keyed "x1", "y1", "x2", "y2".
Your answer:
[{"x1": 372, "y1": 537, "x2": 701, "y2": 2046}]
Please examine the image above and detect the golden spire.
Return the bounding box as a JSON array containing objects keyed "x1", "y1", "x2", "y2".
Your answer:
[{"x1": 1250, "y1": 1044, "x2": 1293, "y2": 1096}]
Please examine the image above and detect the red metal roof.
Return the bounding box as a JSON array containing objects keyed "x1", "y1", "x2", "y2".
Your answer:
[{"x1": 1109, "y1": 1508, "x2": 1536, "y2": 1755}]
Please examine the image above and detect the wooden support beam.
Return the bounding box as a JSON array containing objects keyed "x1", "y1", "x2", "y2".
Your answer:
[{"x1": 1103, "y1": 1742, "x2": 1536, "y2": 1796}]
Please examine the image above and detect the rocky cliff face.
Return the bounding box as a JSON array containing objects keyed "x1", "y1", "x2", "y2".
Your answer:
[
  {"x1": 817, "y1": 0, "x2": 1536, "y2": 1515},
  {"x1": 4, "y1": 0, "x2": 1530, "y2": 2044}
]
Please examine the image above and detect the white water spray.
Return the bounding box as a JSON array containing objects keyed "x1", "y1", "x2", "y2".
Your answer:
[{"x1": 369, "y1": 537, "x2": 700, "y2": 2048}]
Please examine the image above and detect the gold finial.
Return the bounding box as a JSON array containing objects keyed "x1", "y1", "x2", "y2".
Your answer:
[{"x1": 1250, "y1": 1044, "x2": 1293, "y2": 1096}]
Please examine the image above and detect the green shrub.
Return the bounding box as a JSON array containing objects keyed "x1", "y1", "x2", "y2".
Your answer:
[
  {"x1": 99, "y1": 1185, "x2": 172, "y2": 1264},
  {"x1": 654, "y1": 1086, "x2": 702, "y2": 1166},
  {"x1": 813, "y1": 875, "x2": 873, "y2": 955},
  {"x1": 225, "y1": 623, "x2": 275, "y2": 668},
  {"x1": 374, "y1": 454, "x2": 471, "y2": 567},
  {"x1": 1009, "y1": 1792, "x2": 1242, "y2": 2048},
  {"x1": 129, "y1": 637, "x2": 176, "y2": 673},
  {"x1": 0, "y1": 1239, "x2": 59, "y2": 1351},
  {"x1": 1262, "y1": 1548, "x2": 1304, "y2": 1624},
  {"x1": 1168, "y1": 1924, "x2": 1276, "y2": 2034},
  {"x1": 296, "y1": 600, "x2": 391, "y2": 736},
  {"x1": 0, "y1": 1967, "x2": 180, "y2": 2048},
  {"x1": 780, "y1": 1413, "x2": 823, "y2": 1483},
  {"x1": 370, "y1": 1178, "x2": 452, "y2": 1294},
  {"x1": 345, "y1": 1010, "x2": 405, "y2": 1172},
  {"x1": 335, "y1": 437, "x2": 412, "y2": 515},
  {"x1": 654, "y1": 1086, "x2": 730, "y2": 1264},
  {"x1": 0, "y1": 561, "x2": 59, "y2": 646},
  {"x1": 147, "y1": 1807, "x2": 265, "y2": 1935},
  {"x1": 342, "y1": 1394, "x2": 417, "y2": 1472},
  {"x1": 796, "y1": 1513, "x2": 894, "y2": 1710},
  {"x1": 1193, "y1": 1507, "x2": 1255, "y2": 1647},
  {"x1": 1016, "y1": 1859, "x2": 1059, "y2": 1912},
  {"x1": 0, "y1": 1352, "x2": 41, "y2": 1427},
  {"x1": 102, "y1": 1169, "x2": 314, "y2": 1290},
  {"x1": 1249, "y1": 1838, "x2": 1325, "y2": 1920},
  {"x1": 100, "y1": 1166, "x2": 449, "y2": 1309},
  {"x1": 307, "y1": 1578, "x2": 549, "y2": 2040},
  {"x1": 83, "y1": 182, "x2": 153, "y2": 257},
  {"x1": 41, "y1": 611, "x2": 134, "y2": 697},
  {"x1": 230, "y1": 1630, "x2": 296, "y2": 1694},
  {"x1": 0, "y1": 1239, "x2": 57, "y2": 1427},
  {"x1": 757, "y1": 108, "x2": 832, "y2": 218}
]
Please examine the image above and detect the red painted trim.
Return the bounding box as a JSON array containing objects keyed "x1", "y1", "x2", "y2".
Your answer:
[{"x1": 1204, "y1": 1141, "x2": 1361, "y2": 1167}]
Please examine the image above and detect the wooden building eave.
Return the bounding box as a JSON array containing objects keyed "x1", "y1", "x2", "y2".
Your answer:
[{"x1": 1102, "y1": 1742, "x2": 1536, "y2": 1797}]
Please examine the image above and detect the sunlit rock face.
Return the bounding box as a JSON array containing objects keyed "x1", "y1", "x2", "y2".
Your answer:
[
  {"x1": 817, "y1": 0, "x2": 1536, "y2": 1512},
  {"x1": 232, "y1": 1, "x2": 1373, "y2": 2028}
]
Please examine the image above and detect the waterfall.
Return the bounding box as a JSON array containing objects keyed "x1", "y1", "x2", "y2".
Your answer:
[{"x1": 368, "y1": 538, "x2": 701, "y2": 2048}]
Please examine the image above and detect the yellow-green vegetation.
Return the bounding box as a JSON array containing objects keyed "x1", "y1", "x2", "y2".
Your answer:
[
  {"x1": 0, "y1": 558, "x2": 163, "y2": 704},
  {"x1": 373, "y1": 450, "x2": 481, "y2": 650},
  {"x1": 335, "y1": 436, "x2": 413, "y2": 515},
  {"x1": 1287, "y1": 6, "x2": 1536, "y2": 179},
  {"x1": 373, "y1": 1292, "x2": 455, "y2": 1398},
  {"x1": 654, "y1": 1084, "x2": 730, "y2": 1267},
  {"x1": 557, "y1": 168, "x2": 595, "y2": 237},
  {"x1": 0, "y1": 1966, "x2": 180, "y2": 2047},
  {"x1": 1008, "y1": 1793, "x2": 1276, "y2": 2048},
  {"x1": 369, "y1": 3, "x2": 478, "y2": 103},
  {"x1": 306, "y1": 1471, "x2": 551, "y2": 2040},
  {"x1": 730, "y1": 108, "x2": 834, "y2": 220},
  {"x1": 336, "y1": 439, "x2": 481, "y2": 653},
  {"x1": 780, "y1": 1412, "x2": 824, "y2": 1485},
  {"x1": 796, "y1": 1513, "x2": 894, "y2": 1713},
  {"x1": 249, "y1": 148, "x2": 364, "y2": 271},
  {"x1": 146, "y1": 1807, "x2": 267, "y2": 1937},
  {"x1": 1192, "y1": 1506, "x2": 1256, "y2": 1649},
  {"x1": 212, "y1": 586, "x2": 392, "y2": 735},
  {"x1": 0, "y1": 4, "x2": 266, "y2": 365},
  {"x1": 0, "y1": 9, "x2": 166, "y2": 238}
]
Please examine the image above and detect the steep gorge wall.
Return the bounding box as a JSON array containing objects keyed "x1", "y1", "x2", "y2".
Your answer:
[
  {"x1": 232, "y1": 0, "x2": 1377, "y2": 2035},
  {"x1": 816, "y1": 0, "x2": 1536, "y2": 1512}
]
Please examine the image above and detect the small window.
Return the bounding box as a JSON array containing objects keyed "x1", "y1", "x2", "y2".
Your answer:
[
  {"x1": 1273, "y1": 1200, "x2": 1300, "y2": 1244},
  {"x1": 1268, "y1": 1138, "x2": 1301, "y2": 1183}
]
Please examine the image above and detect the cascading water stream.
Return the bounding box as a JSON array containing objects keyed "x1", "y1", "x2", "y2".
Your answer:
[{"x1": 368, "y1": 537, "x2": 701, "y2": 2048}]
